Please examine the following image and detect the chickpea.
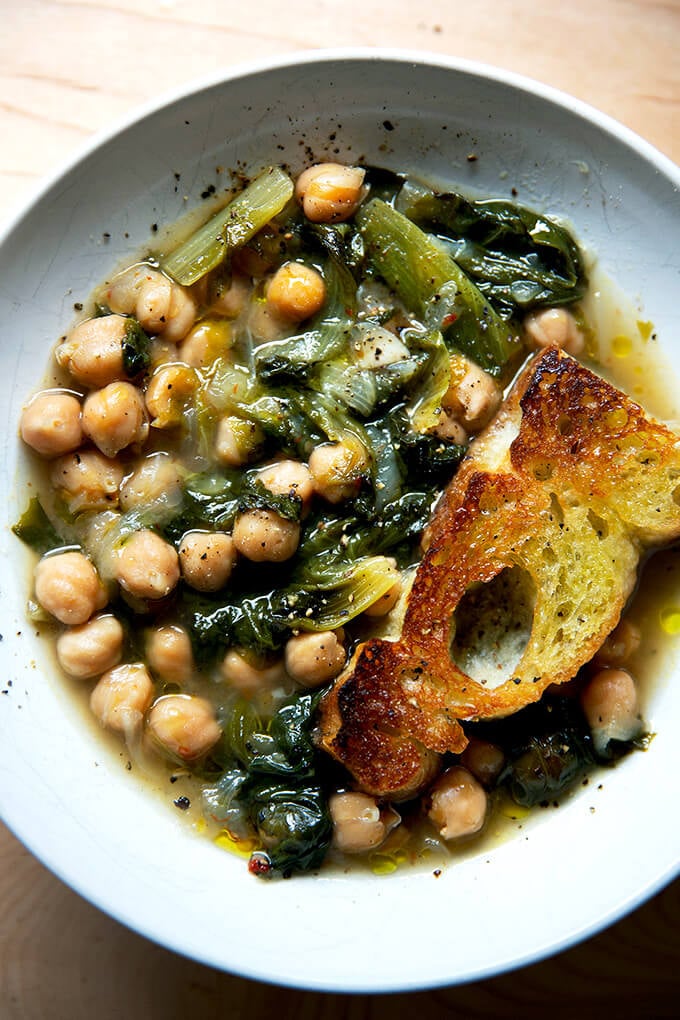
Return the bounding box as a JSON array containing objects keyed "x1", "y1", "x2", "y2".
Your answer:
[
  {"x1": 247, "y1": 300, "x2": 289, "y2": 343},
  {"x1": 443, "y1": 357, "x2": 502, "y2": 433},
  {"x1": 82, "y1": 381, "x2": 149, "y2": 458},
  {"x1": 147, "y1": 694, "x2": 222, "y2": 762},
  {"x1": 145, "y1": 364, "x2": 198, "y2": 428},
  {"x1": 221, "y1": 649, "x2": 285, "y2": 697},
  {"x1": 56, "y1": 613, "x2": 124, "y2": 680},
  {"x1": 179, "y1": 531, "x2": 236, "y2": 592},
  {"x1": 295, "y1": 163, "x2": 367, "y2": 223},
  {"x1": 119, "y1": 452, "x2": 182, "y2": 511},
  {"x1": 90, "y1": 662, "x2": 154, "y2": 734},
  {"x1": 56, "y1": 315, "x2": 127, "y2": 388},
  {"x1": 210, "y1": 273, "x2": 251, "y2": 318},
  {"x1": 460, "y1": 738, "x2": 505, "y2": 788},
  {"x1": 266, "y1": 262, "x2": 326, "y2": 322},
  {"x1": 34, "y1": 551, "x2": 107, "y2": 625},
  {"x1": 214, "y1": 416, "x2": 265, "y2": 467},
  {"x1": 20, "y1": 390, "x2": 83, "y2": 458},
  {"x1": 427, "y1": 766, "x2": 488, "y2": 841},
  {"x1": 161, "y1": 284, "x2": 197, "y2": 343},
  {"x1": 232, "y1": 509, "x2": 300, "y2": 563},
  {"x1": 115, "y1": 529, "x2": 180, "y2": 600},
  {"x1": 363, "y1": 576, "x2": 402, "y2": 617},
  {"x1": 432, "y1": 411, "x2": 467, "y2": 444},
  {"x1": 329, "y1": 792, "x2": 391, "y2": 853},
  {"x1": 285, "y1": 630, "x2": 346, "y2": 687},
  {"x1": 106, "y1": 265, "x2": 151, "y2": 316},
  {"x1": 308, "y1": 440, "x2": 367, "y2": 504},
  {"x1": 593, "y1": 618, "x2": 641, "y2": 668},
  {"x1": 146, "y1": 625, "x2": 193, "y2": 684},
  {"x1": 524, "y1": 306, "x2": 584, "y2": 356},
  {"x1": 256, "y1": 460, "x2": 314, "y2": 514},
  {"x1": 50, "y1": 449, "x2": 124, "y2": 514},
  {"x1": 135, "y1": 272, "x2": 172, "y2": 334},
  {"x1": 581, "y1": 667, "x2": 642, "y2": 758},
  {"x1": 106, "y1": 265, "x2": 195, "y2": 341},
  {"x1": 179, "y1": 320, "x2": 232, "y2": 368}
]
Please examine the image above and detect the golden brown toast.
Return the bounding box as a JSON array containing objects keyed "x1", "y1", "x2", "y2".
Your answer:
[{"x1": 318, "y1": 346, "x2": 680, "y2": 799}]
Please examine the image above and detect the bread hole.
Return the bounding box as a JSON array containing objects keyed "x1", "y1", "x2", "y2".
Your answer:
[
  {"x1": 672, "y1": 485, "x2": 680, "y2": 506},
  {"x1": 449, "y1": 566, "x2": 536, "y2": 689},
  {"x1": 549, "y1": 492, "x2": 564, "y2": 527},
  {"x1": 586, "y1": 508, "x2": 609, "y2": 539},
  {"x1": 557, "y1": 414, "x2": 573, "y2": 436},
  {"x1": 533, "y1": 461, "x2": 553, "y2": 481}
]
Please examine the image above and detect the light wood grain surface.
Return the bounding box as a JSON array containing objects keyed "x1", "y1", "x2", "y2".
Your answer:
[{"x1": 1, "y1": 1, "x2": 678, "y2": 1016}]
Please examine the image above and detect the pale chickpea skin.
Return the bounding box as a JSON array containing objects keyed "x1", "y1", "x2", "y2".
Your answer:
[
  {"x1": 524, "y1": 306, "x2": 585, "y2": 356},
  {"x1": 460, "y1": 738, "x2": 505, "y2": 788},
  {"x1": 329, "y1": 792, "x2": 391, "y2": 853},
  {"x1": 266, "y1": 262, "x2": 326, "y2": 322},
  {"x1": 82, "y1": 381, "x2": 149, "y2": 458},
  {"x1": 115, "y1": 529, "x2": 180, "y2": 600},
  {"x1": 179, "y1": 531, "x2": 236, "y2": 592},
  {"x1": 56, "y1": 613, "x2": 124, "y2": 680},
  {"x1": 90, "y1": 662, "x2": 154, "y2": 734},
  {"x1": 295, "y1": 163, "x2": 367, "y2": 223},
  {"x1": 232, "y1": 509, "x2": 300, "y2": 563},
  {"x1": 284, "y1": 630, "x2": 346, "y2": 687},
  {"x1": 119, "y1": 452, "x2": 182, "y2": 512},
  {"x1": 432, "y1": 411, "x2": 468, "y2": 444},
  {"x1": 363, "y1": 578, "x2": 402, "y2": 618},
  {"x1": 256, "y1": 460, "x2": 314, "y2": 514},
  {"x1": 145, "y1": 363, "x2": 198, "y2": 428},
  {"x1": 581, "y1": 667, "x2": 642, "y2": 758},
  {"x1": 146, "y1": 625, "x2": 193, "y2": 684},
  {"x1": 20, "y1": 390, "x2": 83, "y2": 458},
  {"x1": 214, "y1": 416, "x2": 264, "y2": 467},
  {"x1": 308, "y1": 440, "x2": 367, "y2": 504},
  {"x1": 593, "y1": 618, "x2": 641, "y2": 668},
  {"x1": 50, "y1": 449, "x2": 124, "y2": 514},
  {"x1": 443, "y1": 358, "x2": 502, "y2": 433},
  {"x1": 34, "y1": 551, "x2": 107, "y2": 626},
  {"x1": 427, "y1": 766, "x2": 488, "y2": 841},
  {"x1": 147, "y1": 694, "x2": 222, "y2": 762},
  {"x1": 221, "y1": 649, "x2": 286, "y2": 697},
  {"x1": 161, "y1": 284, "x2": 197, "y2": 343},
  {"x1": 56, "y1": 314, "x2": 128, "y2": 388}
]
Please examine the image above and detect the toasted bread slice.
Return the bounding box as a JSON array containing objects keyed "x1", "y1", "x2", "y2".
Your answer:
[{"x1": 318, "y1": 346, "x2": 680, "y2": 799}]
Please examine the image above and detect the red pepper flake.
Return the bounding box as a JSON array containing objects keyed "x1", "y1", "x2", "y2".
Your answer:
[
  {"x1": 441, "y1": 313, "x2": 458, "y2": 328},
  {"x1": 248, "y1": 852, "x2": 272, "y2": 877}
]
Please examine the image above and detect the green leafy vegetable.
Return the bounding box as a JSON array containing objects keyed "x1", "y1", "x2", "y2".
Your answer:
[
  {"x1": 122, "y1": 317, "x2": 152, "y2": 378},
  {"x1": 163, "y1": 166, "x2": 294, "y2": 286},
  {"x1": 12, "y1": 498, "x2": 63, "y2": 554}
]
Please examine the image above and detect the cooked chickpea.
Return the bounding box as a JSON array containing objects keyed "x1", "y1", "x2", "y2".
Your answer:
[
  {"x1": 178, "y1": 531, "x2": 236, "y2": 592},
  {"x1": 90, "y1": 662, "x2": 154, "y2": 734},
  {"x1": 581, "y1": 667, "x2": 642, "y2": 758},
  {"x1": 106, "y1": 265, "x2": 195, "y2": 341},
  {"x1": 56, "y1": 315, "x2": 127, "y2": 388},
  {"x1": 432, "y1": 411, "x2": 467, "y2": 444},
  {"x1": 214, "y1": 416, "x2": 265, "y2": 467},
  {"x1": 427, "y1": 766, "x2": 488, "y2": 841},
  {"x1": 145, "y1": 363, "x2": 198, "y2": 428},
  {"x1": 147, "y1": 694, "x2": 222, "y2": 762},
  {"x1": 179, "y1": 320, "x2": 232, "y2": 368},
  {"x1": 266, "y1": 262, "x2": 326, "y2": 322},
  {"x1": 20, "y1": 390, "x2": 83, "y2": 458},
  {"x1": 82, "y1": 381, "x2": 149, "y2": 458},
  {"x1": 295, "y1": 163, "x2": 367, "y2": 223},
  {"x1": 460, "y1": 738, "x2": 505, "y2": 787},
  {"x1": 135, "y1": 272, "x2": 172, "y2": 334},
  {"x1": 256, "y1": 460, "x2": 314, "y2": 514},
  {"x1": 34, "y1": 551, "x2": 107, "y2": 625},
  {"x1": 56, "y1": 613, "x2": 124, "y2": 680},
  {"x1": 161, "y1": 284, "x2": 197, "y2": 343},
  {"x1": 221, "y1": 649, "x2": 285, "y2": 697},
  {"x1": 363, "y1": 576, "x2": 402, "y2": 617},
  {"x1": 329, "y1": 792, "x2": 390, "y2": 853},
  {"x1": 593, "y1": 618, "x2": 642, "y2": 668},
  {"x1": 119, "y1": 452, "x2": 182, "y2": 511},
  {"x1": 308, "y1": 440, "x2": 367, "y2": 503},
  {"x1": 232, "y1": 509, "x2": 300, "y2": 562},
  {"x1": 210, "y1": 273, "x2": 251, "y2": 318},
  {"x1": 284, "y1": 630, "x2": 346, "y2": 687},
  {"x1": 115, "y1": 529, "x2": 180, "y2": 600},
  {"x1": 145, "y1": 625, "x2": 193, "y2": 684},
  {"x1": 443, "y1": 358, "x2": 502, "y2": 433},
  {"x1": 524, "y1": 306, "x2": 585, "y2": 356},
  {"x1": 50, "y1": 449, "x2": 124, "y2": 513}
]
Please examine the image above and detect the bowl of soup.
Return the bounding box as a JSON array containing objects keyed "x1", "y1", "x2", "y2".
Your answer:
[{"x1": 0, "y1": 50, "x2": 678, "y2": 992}]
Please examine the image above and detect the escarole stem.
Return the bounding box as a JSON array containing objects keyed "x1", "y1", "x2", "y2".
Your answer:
[{"x1": 163, "y1": 166, "x2": 294, "y2": 286}]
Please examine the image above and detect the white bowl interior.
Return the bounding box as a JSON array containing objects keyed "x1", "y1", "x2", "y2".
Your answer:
[{"x1": 0, "y1": 52, "x2": 678, "y2": 992}]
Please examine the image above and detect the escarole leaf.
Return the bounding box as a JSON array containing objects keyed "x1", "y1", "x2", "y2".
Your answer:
[
  {"x1": 397, "y1": 180, "x2": 588, "y2": 314},
  {"x1": 12, "y1": 498, "x2": 64, "y2": 554},
  {"x1": 405, "y1": 329, "x2": 451, "y2": 433},
  {"x1": 163, "y1": 166, "x2": 294, "y2": 286},
  {"x1": 122, "y1": 317, "x2": 152, "y2": 378},
  {"x1": 357, "y1": 199, "x2": 520, "y2": 375}
]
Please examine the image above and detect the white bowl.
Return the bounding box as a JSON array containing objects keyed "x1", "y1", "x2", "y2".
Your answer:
[{"x1": 0, "y1": 50, "x2": 678, "y2": 993}]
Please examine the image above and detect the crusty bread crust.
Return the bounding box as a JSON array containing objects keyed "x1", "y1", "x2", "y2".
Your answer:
[{"x1": 318, "y1": 347, "x2": 680, "y2": 799}]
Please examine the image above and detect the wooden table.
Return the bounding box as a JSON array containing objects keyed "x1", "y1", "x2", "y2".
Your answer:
[{"x1": 1, "y1": 1, "x2": 678, "y2": 1015}]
